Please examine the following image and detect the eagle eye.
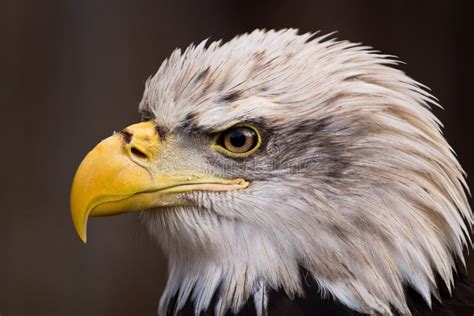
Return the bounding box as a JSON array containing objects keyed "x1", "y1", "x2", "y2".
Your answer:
[{"x1": 213, "y1": 125, "x2": 261, "y2": 157}]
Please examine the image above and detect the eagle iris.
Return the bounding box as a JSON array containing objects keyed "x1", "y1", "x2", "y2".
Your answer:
[{"x1": 214, "y1": 126, "x2": 260, "y2": 156}]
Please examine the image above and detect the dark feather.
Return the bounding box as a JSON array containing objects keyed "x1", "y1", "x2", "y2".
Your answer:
[
  {"x1": 172, "y1": 272, "x2": 474, "y2": 316},
  {"x1": 407, "y1": 275, "x2": 474, "y2": 316}
]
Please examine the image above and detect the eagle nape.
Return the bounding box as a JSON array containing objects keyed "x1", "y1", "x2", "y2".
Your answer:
[{"x1": 70, "y1": 29, "x2": 473, "y2": 316}]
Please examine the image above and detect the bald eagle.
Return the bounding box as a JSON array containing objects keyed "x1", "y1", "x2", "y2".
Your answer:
[{"x1": 70, "y1": 29, "x2": 473, "y2": 315}]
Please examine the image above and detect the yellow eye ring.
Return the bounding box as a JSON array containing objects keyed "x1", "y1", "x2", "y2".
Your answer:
[{"x1": 212, "y1": 125, "x2": 262, "y2": 158}]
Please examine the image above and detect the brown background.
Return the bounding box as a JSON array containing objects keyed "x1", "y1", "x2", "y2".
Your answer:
[{"x1": 2, "y1": 0, "x2": 473, "y2": 315}]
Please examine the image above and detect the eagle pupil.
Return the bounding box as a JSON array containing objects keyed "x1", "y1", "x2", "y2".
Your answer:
[{"x1": 229, "y1": 129, "x2": 246, "y2": 147}]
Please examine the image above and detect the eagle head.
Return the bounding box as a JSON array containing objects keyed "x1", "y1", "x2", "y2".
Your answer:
[{"x1": 70, "y1": 29, "x2": 471, "y2": 315}]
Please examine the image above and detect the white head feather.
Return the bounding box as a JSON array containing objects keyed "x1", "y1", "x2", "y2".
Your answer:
[{"x1": 138, "y1": 29, "x2": 472, "y2": 315}]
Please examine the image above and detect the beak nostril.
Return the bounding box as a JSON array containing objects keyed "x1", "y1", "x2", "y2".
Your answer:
[{"x1": 131, "y1": 147, "x2": 148, "y2": 159}]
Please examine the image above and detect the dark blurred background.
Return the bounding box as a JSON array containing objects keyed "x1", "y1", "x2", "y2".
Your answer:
[{"x1": 2, "y1": 0, "x2": 472, "y2": 315}]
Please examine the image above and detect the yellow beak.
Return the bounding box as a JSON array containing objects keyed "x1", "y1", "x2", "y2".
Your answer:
[{"x1": 70, "y1": 121, "x2": 248, "y2": 243}]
